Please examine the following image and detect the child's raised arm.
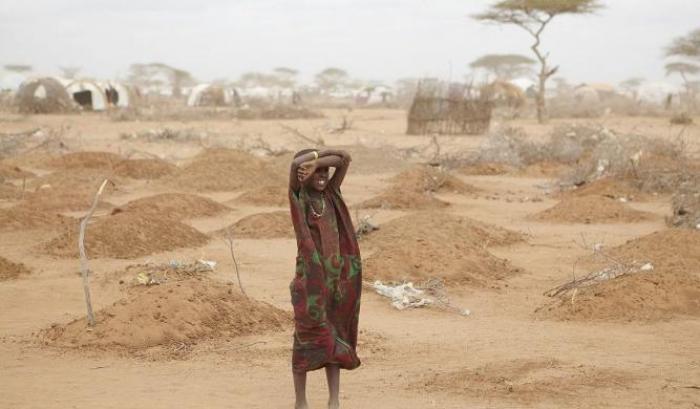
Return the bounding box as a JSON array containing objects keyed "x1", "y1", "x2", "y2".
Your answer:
[
  {"x1": 289, "y1": 150, "x2": 319, "y2": 192},
  {"x1": 321, "y1": 150, "x2": 351, "y2": 190}
]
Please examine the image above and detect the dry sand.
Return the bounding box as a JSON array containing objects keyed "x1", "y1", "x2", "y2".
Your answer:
[{"x1": 0, "y1": 110, "x2": 699, "y2": 409}]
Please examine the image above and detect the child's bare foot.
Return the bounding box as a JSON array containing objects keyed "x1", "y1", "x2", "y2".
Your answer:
[
  {"x1": 328, "y1": 400, "x2": 339, "y2": 409},
  {"x1": 295, "y1": 402, "x2": 309, "y2": 409}
]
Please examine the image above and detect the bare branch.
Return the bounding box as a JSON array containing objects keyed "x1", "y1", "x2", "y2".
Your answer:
[
  {"x1": 225, "y1": 228, "x2": 247, "y2": 298},
  {"x1": 78, "y1": 179, "x2": 110, "y2": 327}
]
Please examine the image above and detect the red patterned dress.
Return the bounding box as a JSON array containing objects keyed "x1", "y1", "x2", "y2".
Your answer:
[{"x1": 288, "y1": 185, "x2": 362, "y2": 373}]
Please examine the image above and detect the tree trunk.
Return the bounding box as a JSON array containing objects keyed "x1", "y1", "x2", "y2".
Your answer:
[{"x1": 536, "y1": 72, "x2": 547, "y2": 123}]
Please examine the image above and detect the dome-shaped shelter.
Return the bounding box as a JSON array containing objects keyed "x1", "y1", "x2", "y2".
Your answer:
[
  {"x1": 104, "y1": 81, "x2": 134, "y2": 108},
  {"x1": 66, "y1": 80, "x2": 108, "y2": 111},
  {"x1": 187, "y1": 84, "x2": 235, "y2": 107},
  {"x1": 15, "y1": 77, "x2": 74, "y2": 114}
]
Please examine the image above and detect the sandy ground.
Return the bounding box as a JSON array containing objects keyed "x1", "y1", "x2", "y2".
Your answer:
[{"x1": 1, "y1": 109, "x2": 699, "y2": 409}]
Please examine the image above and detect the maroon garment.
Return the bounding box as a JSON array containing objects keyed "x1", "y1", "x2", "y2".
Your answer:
[{"x1": 288, "y1": 185, "x2": 362, "y2": 373}]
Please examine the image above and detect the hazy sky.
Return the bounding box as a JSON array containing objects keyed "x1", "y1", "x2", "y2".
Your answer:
[{"x1": 1, "y1": 0, "x2": 698, "y2": 85}]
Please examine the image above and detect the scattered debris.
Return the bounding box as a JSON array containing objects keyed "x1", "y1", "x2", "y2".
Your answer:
[{"x1": 370, "y1": 280, "x2": 471, "y2": 315}]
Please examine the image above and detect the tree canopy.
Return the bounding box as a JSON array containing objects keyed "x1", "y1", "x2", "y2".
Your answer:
[
  {"x1": 127, "y1": 63, "x2": 195, "y2": 96},
  {"x1": 666, "y1": 28, "x2": 700, "y2": 60},
  {"x1": 315, "y1": 67, "x2": 349, "y2": 90},
  {"x1": 473, "y1": 0, "x2": 602, "y2": 30},
  {"x1": 3, "y1": 64, "x2": 32, "y2": 73},
  {"x1": 470, "y1": 54, "x2": 535, "y2": 79},
  {"x1": 666, "y1": 62, "x2": 700, "y2": 77}
]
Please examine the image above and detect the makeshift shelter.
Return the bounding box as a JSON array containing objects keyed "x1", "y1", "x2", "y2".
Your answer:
[
  {"x1": 187, "y1": 84, "x2": 235, "y2": 107},
  {"x1": 15, "y1": 77, "x2": 74, "y2": 114},
  {"x1": 407, "y1": 80, "x2": 492, "y2": 135},
  {"x1": 66, "y1": 80, "x2": 108, "y2": 111},
  {"x1": 102, "y1": 81, "x2": 131, "y2": 107}
]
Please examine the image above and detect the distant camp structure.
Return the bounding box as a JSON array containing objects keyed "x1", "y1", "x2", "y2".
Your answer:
[
  {"x1": 187, "y1": 84, "x2": 240, "y2": 107},
  {"x1": 407, "y1": 80, "x2": 493, "y2": 135},
  {"x1": 16, "y1": 77, "x2": 74, "y2": 114},
  {"x1": 66, "y1": 80, "x2": 134, "y2": 111}
]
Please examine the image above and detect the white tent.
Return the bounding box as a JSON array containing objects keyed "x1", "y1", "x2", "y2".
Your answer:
[{"x1": 66, "y1": 80, "x2": 108, "y2": 111}]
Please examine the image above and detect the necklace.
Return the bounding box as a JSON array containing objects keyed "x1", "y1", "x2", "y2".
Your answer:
[{"x1": 309, "y1": 192, "x2": 326, "y2": 218}]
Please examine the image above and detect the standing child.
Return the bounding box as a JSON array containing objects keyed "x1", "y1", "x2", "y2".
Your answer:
[{"x1": 288, "y1": 149, "x2": 362, "y2": 409}]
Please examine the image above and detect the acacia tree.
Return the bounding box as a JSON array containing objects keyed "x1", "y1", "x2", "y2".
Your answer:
[
  {"x1": 237, "y1": 71, "x2": 281, "y2": 87},
  {"x1": 315, "y1": 67, "x2": 349, "y2": 92},
  {"x1": 619, "y1": 77, "x2": 645, "y2": 102},
  {"x1": 665, "y1": 29, "x2": 700, "y2": 109},
  {"x1": 3, "y1": 64, "x2": 32, "y2": 73},
  {"x1": 273, "y1": 67, "x2": 299, "y2": 88},
  {"x1": 666, "y1": 29, "x2": 700, "y2": 60},
  {"x1": 127, "y1": 63, "x2": 195, "y2": 97},
  {"x1": 470, "y1": 54, "x2": 535, "y2": 80},
  {"x1": 666, "y1": 62, "x2": 699, "y2": 108},
  {"x1": 473, "y1": 0, "x2": 602, "y2": 123}
]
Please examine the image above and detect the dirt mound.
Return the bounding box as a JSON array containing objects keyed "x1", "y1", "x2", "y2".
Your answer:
[
  {"x1": 0, "y1": 256, "x2": 31, "y2": 281},
  {"x1": 23, "y1": 169, "x2": 118, "y2": 212},
  {"x1": 360, "y1": 166, "x2": 478, "y2": 210},
  {"x1": 459, "y1": 162, "x2": 513, "y2": 176},
  {"x1": 164, "y1": 149, "x2": 284, "y2": 192},
  {"x1": 45, "y1": 213, "x2": 209, "y2": 259},
  {"x1": 421, "y1": 359, "x2": 632, "y2": 404},
  {"x1": 0, "y1": 164, "x2": 35, "y2": 180},
  {"x1": 359, "y1": 189, "x2": 448, "y2": 210},
  {"x1": 392, "y1": 165, "x2": 479, "y2": 195},
  {"x1": 113, "y1": 193, "x2": 230, "y2": 220},
  {"x1": 215, "y1": 211, "x2": 293, "y2": 239},
  {"x1": 0, "y1": 183, "x2": 20, "y2": 200},
  {"x1": 364, "y1": 211, "x2": 524, "y2": 248},
  {"x1": 113, "y1": 158, "x2": 178, "y2": 179},
  {"x1": 562, "y1": 177, "x2": 650, "y2": 201},
  {"x1": 236, "y1": 185, "x2": 289, "y2": 207},
  {"x1": 362, "y1": 212, "x2": 523, "y2": 286},
  {"x1": 48, "y1": 151, "x2": 123, "y2": 170},
  {"x1": 539, "y1": 229, "x2": 700, "y2": 321},
  {"x1": 0, "y1": 206, "x2": 75, "y2": 231},
  {"x1": 40, "y1": 277, "x2": 290, "y2": 352},
  {"x1": 532, "y1": 195, "x2": 654, "y2": 224}
]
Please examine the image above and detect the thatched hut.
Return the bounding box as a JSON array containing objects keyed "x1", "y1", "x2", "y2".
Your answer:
[{"x1": 15, "y1": 77, "x2": 74, "y2": 114}]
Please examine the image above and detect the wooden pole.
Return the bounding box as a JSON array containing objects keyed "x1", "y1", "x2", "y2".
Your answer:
[{"x1": 79, "y1": 179, "x2": 108, "y2": 327}]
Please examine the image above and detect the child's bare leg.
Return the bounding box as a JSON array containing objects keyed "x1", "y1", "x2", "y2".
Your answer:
[
  {"x1": 293, "y1": 371, "x2": 309, "y2": 409},
  {"x1": 325, "y1": 365, "x2": 340, "y2": 409}
]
